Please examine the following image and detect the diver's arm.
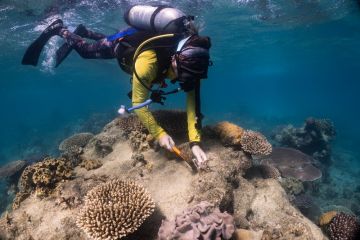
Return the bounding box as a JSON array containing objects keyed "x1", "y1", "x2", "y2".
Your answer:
[
  {"x1": 186, "y1": 90, "x2": 201, "y2": 143},
  {"x1": 132, "y1": 50, "x2": 167, "y2": 140}
]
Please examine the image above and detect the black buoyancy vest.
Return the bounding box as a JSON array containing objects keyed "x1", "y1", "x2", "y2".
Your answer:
[{"x1": 115, "y1": 31, "x2": 182, "y2": 83}]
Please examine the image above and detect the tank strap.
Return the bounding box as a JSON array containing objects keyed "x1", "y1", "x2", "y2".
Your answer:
[{"x1": 150, "y1": 6, "x2": 168, "y2": 32}]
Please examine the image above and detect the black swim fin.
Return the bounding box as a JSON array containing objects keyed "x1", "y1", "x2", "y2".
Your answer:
[
  {"x1": 55, "y1": 24, "x2": 87, "y2": 68},
  {"x1": 22, "y1": 19, "x2": 63, "y2": 66}
]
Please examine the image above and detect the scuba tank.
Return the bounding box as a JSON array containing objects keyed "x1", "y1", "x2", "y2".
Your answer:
[{"x1": 124, "y1": 5, "x2": 189, "y2": 33}]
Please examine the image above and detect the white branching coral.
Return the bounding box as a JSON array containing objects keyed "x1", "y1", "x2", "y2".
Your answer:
[{"x1": 77, "y1": 179, "x2": 155, "y2": 240}]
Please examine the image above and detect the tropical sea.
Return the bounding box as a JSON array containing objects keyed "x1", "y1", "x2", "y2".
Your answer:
[{"x1": 1, "y1": 0, "x2": 360, "y2": 221}]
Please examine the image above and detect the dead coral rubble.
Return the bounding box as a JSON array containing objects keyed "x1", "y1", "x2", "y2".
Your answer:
[
  {"x1": 77, "y1": 179, "x2": 155, "y2": 240},
  {"x1": 13, "y1": 157, "x2": 73, "y2": 209},
  {"x1": 79, "y1": 159, "x2": 102, "y2": 170},
  {"x1": 158, "y1": 201, "x2": 235, "y2": 240}
]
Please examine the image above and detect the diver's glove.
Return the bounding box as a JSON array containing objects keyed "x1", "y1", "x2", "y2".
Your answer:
[
  {"x1": 191, "y1": 143, "x2": 208, "y2": 168},
  {"x1": 159, "y1": 134, "x2": 175, "y2": 151},
  {"x1": 150, "y1": 90, "x2": 166, "y2": 105}
]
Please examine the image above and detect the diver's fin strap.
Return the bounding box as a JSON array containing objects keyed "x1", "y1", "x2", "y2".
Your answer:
[{"x1": 106, "y1": 27, "x2": 138, "y2": 42}]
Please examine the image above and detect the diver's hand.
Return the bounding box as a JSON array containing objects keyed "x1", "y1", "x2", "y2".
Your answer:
[
  {"x1": 191, "y1": 144, "x2": 208, "y2": 167},
  {"x1": 159, "y1": 134, "x2": 175, "y2": 151}
]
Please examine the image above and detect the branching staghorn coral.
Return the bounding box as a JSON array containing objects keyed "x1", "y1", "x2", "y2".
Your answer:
[
  {"x1": 213, "y1": 121, "x2": 272, "y2": 156},
  {"x1": 12, "y1": 157, "x2": 73, "y2": 209},
  {"x1": 77, "y1": 179, "x2": 155, "y2": 240},
  {"x1": 158, "y1": 201, "x2": 235, "y2": 240}
]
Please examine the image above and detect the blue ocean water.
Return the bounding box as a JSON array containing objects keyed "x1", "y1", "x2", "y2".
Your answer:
[{"x1": 1, "y1": 0, "x2": 360, "y2": 216}]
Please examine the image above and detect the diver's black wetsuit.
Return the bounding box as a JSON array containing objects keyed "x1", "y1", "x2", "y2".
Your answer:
[{"x1": 59, "y1": 26, "x2": 116, "y2": 59}]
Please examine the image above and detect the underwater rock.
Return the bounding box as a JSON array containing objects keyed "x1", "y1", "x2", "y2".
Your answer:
[
  {"x1": 59, "y1": 132, "x2": 94, "y2": 152},
  {"x1": 260, "y1": 147, "x2": 322, "y2": 181},
  {"x1": 157, "y1": 201, "x2": 235, "y2": 240},
  {"x1": 273, "y1": 118, "x2": 335, "y2": 165},
  {"x1": 0, "y1": 160, "x2": 26, "y2": 179},
  {"x1": 234, "y1": 229, "x2": 263, "y2": 240},
  {"x1": 213, "y1": 121, "x2": 272, "y2": 156},
  {"x1": 77, "y1": 179, "x2": 155, "y2": 240}
]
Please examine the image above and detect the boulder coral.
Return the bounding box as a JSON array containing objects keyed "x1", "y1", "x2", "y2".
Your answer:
[
  {"x1": 13, "y1": 157, "x2": 72, "y2": 209},
  {"x1": 158, "y1": 201, "x2": 235, "y2": 240},
  {"x1": 77, "y1": 179, "x2": 155, "y2": 240},
  {"x1": 59, "y1": 132, "x2": 94, "y2": 152},
  {"x1": 328, "y1": 212, "x2": 360, "y2": 240},
  {"x1": 213, "y1": 121, "x2": 272, "y2": 156}
]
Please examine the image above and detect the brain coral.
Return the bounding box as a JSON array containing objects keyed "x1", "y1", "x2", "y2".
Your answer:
[
  {"x1": 59, "y1": 132, "x2": 94, "y2": 152},
  {"x1": 328, "y1": 212, "x2": 360, "y2": 240},
  {"x1": 158, "y1": 201, "x2": 235, "y2": 240},
  {"x1": 77, "y1": 179, "x2": 155, "y2": 240}
]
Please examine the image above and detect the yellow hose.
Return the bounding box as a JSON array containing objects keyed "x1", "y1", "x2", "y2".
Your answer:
[{"x1": 133, "y1": 33, "x2": 175, "y2": 61}]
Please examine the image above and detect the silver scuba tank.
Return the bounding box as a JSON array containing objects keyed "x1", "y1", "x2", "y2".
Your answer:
[{"x1": 124, "y1": 5, "x2": 187, "y2": 33}]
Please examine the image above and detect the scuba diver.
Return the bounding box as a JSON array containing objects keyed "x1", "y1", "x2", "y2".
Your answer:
[{"x1": 22, "y1": 5, "x2": 211, "y2": 168}]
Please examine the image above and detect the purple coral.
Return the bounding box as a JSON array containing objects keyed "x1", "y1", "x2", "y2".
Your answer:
[
  {"x1": 328, "y1": 212, "x2": 360, "y2": 240},
  {"x1": 260, "y1": 147, "x2": 322, "y2": 181},
  {"x1": 158, "y1": 201, "x2": 235, "y2": 240}
]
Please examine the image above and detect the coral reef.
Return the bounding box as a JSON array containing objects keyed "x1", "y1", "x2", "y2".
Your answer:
[
  {"x1": 59, "y1": 132, "x2": 94, "y2": 152},
  {"x1": 290, "y1": 194, "x2": 314, "y2": 209},
  {"x1": 258, "y1": 163, "x2": 281, "y2": 179},
  {"x1": 212, "y1": 121, "x2": 272, "y2": 156},
  {"x1": 240, "y1": 130, "x2": 272, "y2": 156},
  {"x1": 328, "y1": 212, "x2": 360, "y2": 240},
  {"x1": 0, "y1": 116, "x2": 327, "y2": 240},
  {"x1": 260, "y1": 147, "x2": 322, "y2": 181},
  {"x1": 280, "y1": 177, "x2": 304, "y2": 195},
  {"x1": 0, "y1": 160, "x2": 26, "y2": 179},
  {"x1": 153, "y1": 110, "x2": 189, "y2": 139},
  {"x1": 213, "y1": 121, "x2": 245, "y2": 145},
  {"x1": 273, "y1": 118, "x2": 335, "y2": 164},
  {"x1": 79, "y1": 159, "x2": 102, "y2": 170},
  {"x1": 77, "y1": 179, "x2": 155, "y2": 240},
  {"x1": 319, "y1": 211, "x2": 337, "y2": 226},
  {"x1": 158, "y1": 201, "x2": 235, "y2": 240},
  {"x1": 13, "y1": 157, "x2": 72, "y2": 209}
]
